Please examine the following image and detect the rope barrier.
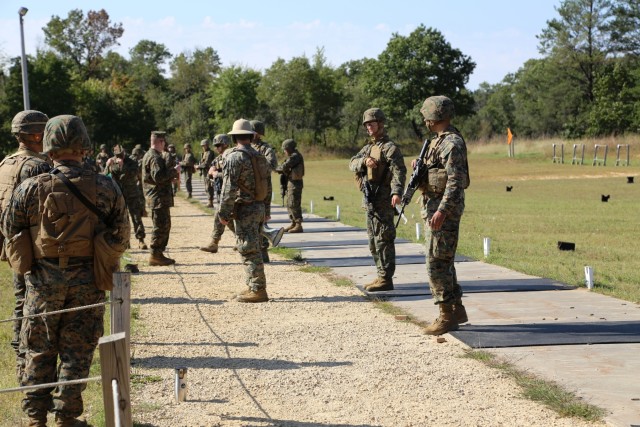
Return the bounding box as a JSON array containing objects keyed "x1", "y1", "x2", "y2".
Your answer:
[
  {"x1": 0, "y1": 376, "x2": 101, "y2": 394},
  {"x1": 0, "y1": 299, "x2": 121, "y2": 324}
]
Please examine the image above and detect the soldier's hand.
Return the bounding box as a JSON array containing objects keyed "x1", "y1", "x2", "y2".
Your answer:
[
  {"x1": 365, "y1": 157, "x2": 378, "y2": 168},
  {"x1": 428, "y1": 211, "x2": 446, "y2": 231},
  {"x1": 220, "y1": 218, "x2": 229, "y2": 226},
  {"x1": 391, "y1": 194, "x2": 401, "y2": 208},
  {"x1": 411, "y1": 158, "x2": 418, "y2": 169}
]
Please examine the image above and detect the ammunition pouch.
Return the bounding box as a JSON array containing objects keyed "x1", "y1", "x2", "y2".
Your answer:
[
  {"x1": 6, "y1": 230, "x2": 33, "y2": 275},
  {"x1": 366, "y1": 144, "x2": 387, "y2": 184},
  {"x1": 94, "y1": 229, "x2": 127, "y2": 291},
  {"x1": 427, "y1": 168, "x2": 447, "y2": 196}
]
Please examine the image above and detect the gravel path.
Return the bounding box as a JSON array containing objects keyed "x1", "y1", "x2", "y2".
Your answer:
[{"x1": 128, "y1": 198, "x2": 602, "y2": 427}]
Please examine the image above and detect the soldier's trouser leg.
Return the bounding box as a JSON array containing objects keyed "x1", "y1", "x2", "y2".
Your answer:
[
  {"x1": 424, "y1": 213, "x2": 461, "y2": 304},
  {"x1": 287, "y1": 180, "x2": 304, "y2": 222},
  {"x1": 210, "y1": 211, "x2": 227, "y2": 242},
  {"x1": 12, "y1": 272, "x2": 26, "y2": 355},
  {"x1": 234, "y1": 203, "x2": 266, "y2": 291},
  {"x1": 151, "y1": 207, "x2": 171, "y2": 251},
  {"x1": 205, "y1": 178, "x2": 214, "y2": 203},
  {"x1": 185, "y1": 173, "x2": 193, "y2": 195},
  {"x1": 127, "y1": 203, "x2": 145, "y2": 240},
  {"x1": 20, "y1": 273, "x2": 105, "y2": 419},
  {"x1": 366, "y1": 208, "x2": 396, "y2": 279}
]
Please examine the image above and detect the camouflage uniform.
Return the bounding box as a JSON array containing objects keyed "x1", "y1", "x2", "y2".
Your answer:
[
  {"x1": 349, "y1": 132, "x2": 406, "y2": 282},
  {"x1": 180, "y1": 147, "x2": 197, "y2": 197},
  {"x1": 278, "y1": 142, "x2": 305, "y2": 225},
  {"x1": 0, "y1": 116, "x2": 129, "y2": 422},
  {"x1": 251, "y1": 137, "x2": 277, "y2": 257},
  {"x1": 210, "y1": 148, "x2": 235, "y2": 243},
  {"x1": 104, "y1": 151, "x2": 146, "y2": 242},
  {"x1": 130, "y1": 147, "x2": 146, "y2": 215},
  {"x1": 219, "y1": 144, "x2": 267, "y2": 292},
  {"x1": 420, "y1": 124, "x2": 469, "y2": 304},
  {"x1": 0, "y1": 148, "x2": 51, "y2": 358},
  {"x1": 142, "y1": 146, "x2": 178, "y2": 255},
  {"x1": 95, "y1": 148, "x2": 109, "y2": 172},
  {"x1": 198, "y1": 145, "x2": 216, "y2": 205}
]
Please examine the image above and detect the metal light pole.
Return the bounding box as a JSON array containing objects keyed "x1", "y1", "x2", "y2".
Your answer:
[{"x1": 18, "y1": 6, "x2": 31, "y2": 110}]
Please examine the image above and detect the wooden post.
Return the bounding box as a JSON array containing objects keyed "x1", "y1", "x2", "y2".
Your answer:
[
  {"x1": 99, "y1": 332, "x2": 131, "y2": 427},
  {"x1": 110, "y1": 272, "x2": 131, "y2": 345}
]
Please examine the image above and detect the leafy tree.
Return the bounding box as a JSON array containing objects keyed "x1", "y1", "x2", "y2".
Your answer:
[
  {"x1": 207, "y1": 65, "x2": 261, "y2": 133},
  {"x1": 336, "y1": 58, "x2": 376, "y2": 147},
  {"x1": 365, "y1": 24, "x2": 475, "y2": 139},
  {"x1": 308, "y1": 49, "x2": 344, "y2": 144},
  {"x1": 129, "y1": 40, "x2": 171, "y2": 90},
  {"x1": 608, "y1": 0, "x2": 640, "y2": 56},
  {"x1": 43, "y1": 9, "x2": 124, "y2": 78}
]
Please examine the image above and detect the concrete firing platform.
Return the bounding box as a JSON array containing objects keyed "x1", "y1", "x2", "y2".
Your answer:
[{"x1": 184, "y1": 182, "x2": 640, "y2": 426}]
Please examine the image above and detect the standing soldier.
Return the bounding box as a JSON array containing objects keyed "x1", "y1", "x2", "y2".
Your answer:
[
  {"x1": 418, "y1": 96, "x2": 470, "y2": 335},
  {"x1": 197, "y1": 139, "x2": 215, "y2": 207},
  {"x1": 105, "y1": 145, "x2": 148, "y2": 249},
  {"x1": 130, "y1": 145, "x2": 147, "y2": 218},
  {"x1": 0, "y1": 110, "x2": 50, "y2": 365},
  {"x1": 95, "y1": 144, "x2": 110, "y2": 172},
  {"x1": 180, "y1": 143, "x2": 197, "y2": 198},
  {"x1": 0, "y1": 115, "x2": 129, "y2": 427},
  {"x1": 142, "y1": 131, "x2": 179, "y2": 266},
  {"x1": 166, "y1": 143, "x2": 181, "y2": 195},
  {"x1": 276, "y1": 139, "x2": 305, "y2": 233},
  {"x1": 250, "y1": 120, "x2": 277, "y2": 261},
  {"x1": 218, "y1": 119, "x2": 270, "y2": 303},
  {"x1": 349, "y1": 108, "x2": 406, "y2": 292},
  {"x1": 200, "y1": 134, "x2": 234, "y2": 253}
]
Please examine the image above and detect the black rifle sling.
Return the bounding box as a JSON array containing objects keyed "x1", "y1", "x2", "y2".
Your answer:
[{"x1": 50, "y1": 168, "x2": 104, "y2": 222}]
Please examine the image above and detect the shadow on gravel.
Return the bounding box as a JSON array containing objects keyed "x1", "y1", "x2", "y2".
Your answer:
[
  {"x1": 221, "y1": 416, "x2": 380, "y2": 427},
  {"x1": 131, "y1": 341, "x2": 258, "y2": 348},
  {"x1": 132, "y1": 297, "x2": 223, "y2": 305},
  {"x1": 131, "y1": 355, "x2": 352, "y2": 370}
]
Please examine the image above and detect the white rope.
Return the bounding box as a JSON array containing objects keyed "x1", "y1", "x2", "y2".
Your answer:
[
  {"x1": 0, "y1": 300, "x2": 119, "y2": 324},
  {"x1": 0, "y1": 376, "x2": 101, "y2": 394}
]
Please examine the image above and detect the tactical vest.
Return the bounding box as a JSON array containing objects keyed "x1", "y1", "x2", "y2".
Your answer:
[
  {"x1": 366, "y1": 144, "x2": 387, "y2": 184},
  {"x1": 234, "y1": 146, "x2": 269, "y2": 202},
  {"x1": 30, "y1": 169, "x2": 98, "y2": 263},
  {"x1": 0, "y1": 151, "x2": 35, "y2": 215},
  {"x1": 289, "y1": 152, "x2": 305, "y2": 181},
  {"x1": 421, "y1": 130, "x2": 470, "y2": 196}
]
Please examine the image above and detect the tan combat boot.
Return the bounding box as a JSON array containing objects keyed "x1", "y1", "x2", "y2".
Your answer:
[
  {"x1": 454, "y1": 300, "x2": 468, "y2": 324},
  {"x1": 149, "y1": 252, "x2": 175, "y2": 266},
  {"x1": 366, "y1": 277, "x2": 394, "y2": 292},
  {"x1": 138, "y1": 238, "x2": 148, "y2": 250},
  {"x1": 207, "y1": 199, "x2": 214, "y2": 208},
  {"x1": 236, "y1": 288, "x2": 269, "y2": 303},
  {"x1": 55, "y1": 415, "x2": 88, "y2": 427},
  {"x1": 200, "y1": 239, "x2": 219, "y2": 253},
  {"x1": 363, "y1": 277, "x2": 380, "y2": 290},
  {"x1": 283, "y1": 221, "x2": 296, "y2": 232},
  {"x1": 26, "y1": 415, "x2": 47, "y2": 427},
  {"x1": 287, "y1": 221, "x2": 303, "y2": 233},
  {"x1": 424, "y1": 304, "x2": 459, "y2": 335}
]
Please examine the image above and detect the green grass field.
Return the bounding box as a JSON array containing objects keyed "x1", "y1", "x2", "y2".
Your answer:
[{"x1": 300, "y1": 138, "x2": 640, "y2": 303}]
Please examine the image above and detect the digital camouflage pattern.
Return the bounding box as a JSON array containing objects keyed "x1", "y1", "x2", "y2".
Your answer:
[
  {"x1": 210, "y1": 148, "x2": 234, "y2": 243},
  {"x1": 142, "y1": 148, "x2": 178, "y2": 252},
  {"x1": 251, "y1": 138, "x2": 277, "y2": 219},
  {"x1": 420, "y1": 124, "x2": 469, "y2": 304},
  {"x1": 278, "y1": 148, "x2": 304, "y2": 223},
  {"x1": 219, "y1": 145, "x2": 266, "y2": 290},
  {"x1": 11, "y1": 110, "x2": 48, "y2": 134},
  {"x1": 42, "y1": 115, "x2": 92, "y2": 154},
  {"x1": 362, "y1": 108, "x2": 386, "y2": 125},
  {"x1": 420, "y1": 95, "x2": 455, "y2": 122},
  {"x1": 180, "y1": 149, "x2": 197, "y2": 195},
  {"x1": 105, "y1": 154, "x2": 146, "y2": 240},
  {"x1": 199, "y1": 147, "x2": 216, "y2": 203},
  {"x1": 0, "y1": 155, "x2": 129, "y2": 420},
  {"x1": 349, "y1": 133, "x2": 406, "y2": 280}
]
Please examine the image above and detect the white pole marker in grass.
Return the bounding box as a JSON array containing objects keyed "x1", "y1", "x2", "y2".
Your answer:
[{"x1": 483, "y1": 237, "x2": 491, "y2": 258}]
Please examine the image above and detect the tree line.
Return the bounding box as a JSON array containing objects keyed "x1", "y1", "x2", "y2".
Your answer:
[{"x1": 0, "y1": 0, "x2": 638, "y2": 157}]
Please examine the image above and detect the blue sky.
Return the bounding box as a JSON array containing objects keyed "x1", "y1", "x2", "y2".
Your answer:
[{"x1": 0, "y1": 0, "x2": 561, "y2": 89}]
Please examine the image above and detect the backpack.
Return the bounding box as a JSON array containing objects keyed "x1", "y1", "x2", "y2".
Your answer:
[
  {"x1": 0, "y1": 152, "x2": 32, "y2": 216},
  {"x1": 236, "y1": 146, "x2": 269, "y2": 202}
]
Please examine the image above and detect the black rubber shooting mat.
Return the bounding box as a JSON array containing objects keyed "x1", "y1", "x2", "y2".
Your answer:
[
  {"x1": 449, "y1": 321, "x2": 640, "y2": 348},
  {"x1": 297, "y1": 242, "x2": 427, "y2": 267}
]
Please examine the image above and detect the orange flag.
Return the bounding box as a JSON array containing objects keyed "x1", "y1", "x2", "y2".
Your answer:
[{"x1": 507, "y1": 128, "x2": 513, "y2": 145}]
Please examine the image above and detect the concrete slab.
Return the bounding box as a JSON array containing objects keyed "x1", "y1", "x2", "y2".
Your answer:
[
  {"x1": 297, "y1": 242, "x2": 429, "y2": 267},
  {"x1": 281, "y1": 231, "x2": 409, "y2": 248}
]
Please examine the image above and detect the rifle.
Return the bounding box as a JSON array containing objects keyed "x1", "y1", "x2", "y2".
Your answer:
[
  {"x1": 279, "y1": 173, "x2": 288, "y2": 207},
  {"x1": 395, "y1": 138, "x2": 431, "y2": 228},
  {"x1": 214, "y1": 176, "x2": 222, "y2": 203}
]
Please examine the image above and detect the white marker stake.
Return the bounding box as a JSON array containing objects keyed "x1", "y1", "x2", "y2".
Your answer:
[
  {"x1": 584, "y1": 266, "x2": 594, "y2": 290},
  {"x1": 336, "y1": 205, "x2": 340, "y2": 221},
  {"x1": 310, "y1": 200, "x2": 314, "y2": 214},
  {"x1": 416, "y1": 223, "x2": 421, "y2": 240},
  {"x1": 483, "y1": 237, "x2": 491, "y2": 257}
]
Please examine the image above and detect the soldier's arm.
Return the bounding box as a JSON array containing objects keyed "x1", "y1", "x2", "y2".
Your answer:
[
  {"x1": 266, "y1": 147, "x2": 278, "y2": 171},
  {"x1": 96, "y1": 176, "x2": 131, "y2": 246},
  {"x1": 348, "y1": 145, "x2": 369, "y2": 173},
  {"x1": 438, "y1": 138, "x2": 468, "y2": 215},
  {"x1": 149, "y1": 156, "x2": 177, "y2": 184},
  {"x1": 385, "y1": 144, "x2": 407, "y2": 196},
  {"x1": 280, "y1": 153, "x2": 301, "y2": 175},
  {"x1": 218, "y1": 155, "x2": 241, "y2": 221},
  {"x1": 1, "y1": 179, "x2": 38, "y2": 239}
]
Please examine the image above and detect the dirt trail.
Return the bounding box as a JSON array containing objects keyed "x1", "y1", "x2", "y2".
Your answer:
[{"x1": 128, "y1": 198, "x2": 601, "y2": 427}]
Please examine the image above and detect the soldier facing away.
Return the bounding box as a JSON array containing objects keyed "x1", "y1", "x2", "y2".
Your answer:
[
  {"x1": 0, "y1": 110, "x2": 51, "y2": 367},
  {"x1": 142, "y1": 131, "x2": 179, "y2": 266},
  {"x1": 197, "y1": 139, "x2": 216, "y2": 207},
  {"x1": 349, "y1": 108, "x2": 406, "y2": 292},
  {"x1": 0, "y1": 115, "x2": 130, "y2": 427},
  {"x1": 179, "y1": 143, "x2": 197, "y2": 198},
  {"x1": 95, "y1": 144, "x2": 110, "y2": 172},
  {"x1": 218, "y1": 119, "x2": 270, "y2": 303},
  {"x1": 417, "y1": 95, "x2": 470, "y2": 335},
  {"x1": 104, "y1": 144, "x2": 148, "y2": 249},
  {"x1": 276, "y1": 139, "x2": 305, "y2": 233}
]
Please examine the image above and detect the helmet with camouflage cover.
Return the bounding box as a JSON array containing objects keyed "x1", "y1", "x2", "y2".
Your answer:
[
  {"x1": 282, "y1": 139, "x2": 296, "y2": 151},
  {"x1": 184, "y1": 143, "x2": 191, "y2": 149},
  {"x1": 11, "y1": 110, "x2": 49, "y2": 134},
  {"x1": 132, "y1": 146, "x2": 143, "y2": 156},
  {"x1": 43, "y1": 115, "x2": 92, "y2": 154},
  {"x1": 362, "y1": 108, "x2": 385, "y2": 126},
  {"x1": 200, "y1": 138, "x2": 210, "y2": 147},
  {"x1": 213, "y1": 134, "x2": 230, "y2": 146},
  {"x1": 420, "y1": 96, "x2": 455, "y2": 121},
  {"x1": 100, "y1": 144, "x2": 107, "y2": 150},
  {"x1": 250, "y1": 120, "x2": 265, "y2": 136}
]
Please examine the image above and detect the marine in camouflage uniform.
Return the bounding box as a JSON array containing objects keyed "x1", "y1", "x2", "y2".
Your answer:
[
  {"x1": 276, "y1": 139, "x2": 305, "y2": 233},
  {"x1": 142, "y1": 131, "x2": 178, "y2": 266},
  {"x1": 95, "y1": 144, "x2": 110, "y2": 172},
  {"x1": 200, "y1": 135, "x2": 235, "y2": 253},
  {"x1": 104, "y1": 145, "x2": 147, "y2": 249},
  {"x1": 349, "y1": 108, "x2": 406, "y2": 292},
  {"x1": 179, "y1": 143, "x2": 197, "y2": 198},
  {"x1": 130, "y1": 145, "x2": 147, "y2": 217},
  {"x1": 0, "y1": 115, "x2": 129, "y2": 427},
  {"x1": 250, "y1": 120, "x2": 277, "y2": 261},
  {"x1": 0, "y1": 110, "x2": 51, "y2": 365},
  {"x1": 197, "y1": 139, "x2": 216, "y2": 207},
  {"x1": 166, "y1": 143, "x2": 181, "y2": 195},
  {"x1": 218, "y1": 119, "x2": 269, "y2": 303},
  {"x1": 418, "y1": 95, "x2": 470, "y2": 335}
]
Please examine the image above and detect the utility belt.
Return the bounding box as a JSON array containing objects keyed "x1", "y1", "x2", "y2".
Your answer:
[{"x1": 36, "y1": 255, "x2": 94, "y2": 269}]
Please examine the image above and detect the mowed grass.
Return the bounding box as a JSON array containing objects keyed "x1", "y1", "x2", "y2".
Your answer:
[{"x1": 301, "y1": 139, "x2": 640, "y2": 303}]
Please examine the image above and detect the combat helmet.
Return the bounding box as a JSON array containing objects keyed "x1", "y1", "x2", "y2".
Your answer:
[
  {"x1": 200, "y1": 138, "x2": 210, "y2": 147},
  {"x1": 184, "y1": 143, "x2": 192, "y2": 149},
  {"x1": 420, "y1": 96, "x2": 455, "y2": 121},
  {"x1": 282, "y1": 139, "x2": 296, "y2": 151},
  {"x1": 362, "y1": 108, "x2": 385, "y2": 126},
  {"x1": 228, "y1": 119, "x2": 255, "y2": 136},
  {"x1": 43, "y1": 115, "x2": 92, "y2": 154},
  {"x1": 132, "y1": 147, "x2": 143, "y2": 156},
  {"x1": 213, "y1": 134, "x2": 230, "y2": 146},
  {"x1": 100, "y1": 144, "x2": 107, "y2": 150},
  {"x1": 11, "y1": 110, "x2": 49, "y2": 134},
  {"x1": 250, "y1": 120, "x2": 265, "y2": 136},
  {"x1": 167, "y1": 143, "x2": 175, "y2": 149}
]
